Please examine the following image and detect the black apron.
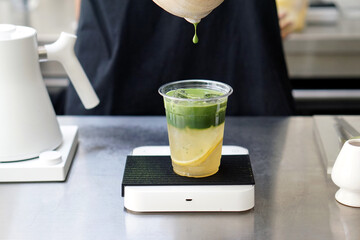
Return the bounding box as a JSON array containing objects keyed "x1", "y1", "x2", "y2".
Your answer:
[{"x1": 64, "y1": 0, "x2": 294, "y2": 115}]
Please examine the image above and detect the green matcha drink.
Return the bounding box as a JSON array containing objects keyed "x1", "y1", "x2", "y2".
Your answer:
[
  {"x1": 193, "y1": 23, "x2": 199, "y2": 44},
  {"x1": 159, "y1": 80, "x2": 233, "y2": 177}
]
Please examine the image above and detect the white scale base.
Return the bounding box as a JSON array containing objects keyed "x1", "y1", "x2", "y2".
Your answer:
[
  {"x1": 124, "y1": 145, "x2": 255, "y2": 212},
  {"x1": 0, "y1": 126, "x2": 78, "y2": 182}
]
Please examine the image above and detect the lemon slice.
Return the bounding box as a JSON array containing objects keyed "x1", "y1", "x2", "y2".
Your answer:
[{"x1": 171, "y1": 138, "x2": 223, "y2": 167}]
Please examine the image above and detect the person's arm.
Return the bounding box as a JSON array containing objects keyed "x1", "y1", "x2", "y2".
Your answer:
[{"x1": 75, "y1": 0, "x2": 81, "y2": 20}]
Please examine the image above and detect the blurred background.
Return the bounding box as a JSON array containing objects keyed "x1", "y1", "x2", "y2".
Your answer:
[{"x1": 1, "y1": 0, "x2": 360, "y2": 115}]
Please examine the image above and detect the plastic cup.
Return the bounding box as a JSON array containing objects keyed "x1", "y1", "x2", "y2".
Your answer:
[
  {"x1": 276, "y1": 0, "x2": 308, "y2": 32},
  {"x1": 158, "y1": 79, "x2": 233, "y2": 178}
]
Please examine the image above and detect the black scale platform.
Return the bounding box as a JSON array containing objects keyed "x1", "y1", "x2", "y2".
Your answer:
[{"x1": 122, "y1": 155, "x2": 255, "y2": 196}]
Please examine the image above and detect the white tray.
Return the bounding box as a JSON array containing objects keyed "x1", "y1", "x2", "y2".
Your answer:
[{"x1": 0, "y1": 125, "x2": 78, "y2": 182}]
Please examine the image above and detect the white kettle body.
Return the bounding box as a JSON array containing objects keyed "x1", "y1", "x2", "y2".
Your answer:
[{"x1": 0, "y1": 24, "x2": 99, "y2": 161}]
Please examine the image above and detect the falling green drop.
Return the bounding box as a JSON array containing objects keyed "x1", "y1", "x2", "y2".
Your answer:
[{"x1": 193, "y1": 23, "x2": 199, "y2": 44}]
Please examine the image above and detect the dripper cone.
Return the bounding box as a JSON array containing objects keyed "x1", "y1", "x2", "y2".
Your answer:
[{"x1": 153, "y1": 0, "x2": 224, "y2": 23}]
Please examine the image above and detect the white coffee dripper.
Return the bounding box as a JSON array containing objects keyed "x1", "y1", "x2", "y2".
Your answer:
[{"x1": 152, "y1": 0, "x2": 224, "y2": 23}]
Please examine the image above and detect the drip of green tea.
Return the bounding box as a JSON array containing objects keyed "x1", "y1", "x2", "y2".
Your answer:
[{"x1": 193, "y1": 23, "x2": 199, "y2": 44}]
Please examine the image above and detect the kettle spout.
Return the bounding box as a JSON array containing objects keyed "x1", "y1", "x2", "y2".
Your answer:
[{"x1": 43, "y1": 32, "x2": 100, "y2": 109}]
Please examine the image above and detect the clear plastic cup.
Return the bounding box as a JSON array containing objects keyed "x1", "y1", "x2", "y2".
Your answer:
[
  {"x1": 276, "y1": 0, "x2": 308, "y2": 33},
  {"x1": 159, "y1": 80, "x2": 233, "y2": 178}
]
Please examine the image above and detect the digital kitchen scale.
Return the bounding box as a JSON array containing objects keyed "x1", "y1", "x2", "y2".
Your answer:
[
  {"x1": 0, "y1": 125, "x2": 78, "y2": 182},
  {"x1": 122, "y1": 146, "x2": 255, "y2": 212}
]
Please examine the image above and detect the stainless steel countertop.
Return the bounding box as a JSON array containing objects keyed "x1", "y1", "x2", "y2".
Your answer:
[
  {"x1": 0, "y1": 116, "x2": 359, "y2": 240},
  {"x1": 284, "y1": 17, "x2": 360, "y2": 78}
]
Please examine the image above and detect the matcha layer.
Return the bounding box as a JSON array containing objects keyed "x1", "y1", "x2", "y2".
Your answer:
[{"x1": 164, "y1": 88, "x2": 227, "y2": 129}]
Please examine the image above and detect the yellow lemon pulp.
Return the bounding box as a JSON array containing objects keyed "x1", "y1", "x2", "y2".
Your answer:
[{"x1": 167, "y1": 123, "x2": 225, "y2": 177}]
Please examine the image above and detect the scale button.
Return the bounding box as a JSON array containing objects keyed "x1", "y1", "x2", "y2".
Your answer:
[{"x1": 39, "y1": 151, "x2": 62, "y2": 165}]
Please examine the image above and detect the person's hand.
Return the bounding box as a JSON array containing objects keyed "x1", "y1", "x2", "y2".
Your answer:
[
  {"x1": 278, "y1": 11, "x2": 294, "y2": 39},
  {"x1": 75, "y1": 0, "x2": 81, "y2": 20}
]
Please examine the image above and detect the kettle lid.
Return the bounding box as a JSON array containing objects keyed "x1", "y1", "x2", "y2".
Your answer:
[{"x1": 0, "y1": 24, "x2": 35, "y2": 41}]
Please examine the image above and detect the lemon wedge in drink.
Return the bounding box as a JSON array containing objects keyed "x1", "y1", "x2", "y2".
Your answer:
[{"x1": 171, "y1": 137, "x2": 223, "y2": 167}]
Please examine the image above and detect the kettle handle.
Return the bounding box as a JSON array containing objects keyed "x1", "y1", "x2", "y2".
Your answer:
[{"x1": 44, "y1": 32, "x2": 99, "y2": 109}]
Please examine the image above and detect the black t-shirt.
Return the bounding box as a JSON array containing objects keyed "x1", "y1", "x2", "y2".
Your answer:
[{"x1": 64, "y1": 0, "x2": 294, "y2": 115}]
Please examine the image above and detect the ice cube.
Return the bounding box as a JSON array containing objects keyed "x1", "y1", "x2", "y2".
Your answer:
[
  {"x1": 174, "y1": 90, "x2": 189, "y2": 99},
  {"x1": 204, "y1": 93, "x2": 221, "y2": 98}
]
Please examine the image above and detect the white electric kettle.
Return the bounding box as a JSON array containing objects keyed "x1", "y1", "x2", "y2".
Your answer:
[{"x1": 0, "y1": 24, "x2": 99, "y2": 162}]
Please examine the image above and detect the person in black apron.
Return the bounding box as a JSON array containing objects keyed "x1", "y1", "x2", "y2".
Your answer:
[{"x1": 64, "y1": 0, "x2": 295, "y2": 116}]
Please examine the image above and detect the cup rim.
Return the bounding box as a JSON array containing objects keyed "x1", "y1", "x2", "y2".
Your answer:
[{"x1": 158, "y1": 79, "x2": 233, "y2": 102}]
